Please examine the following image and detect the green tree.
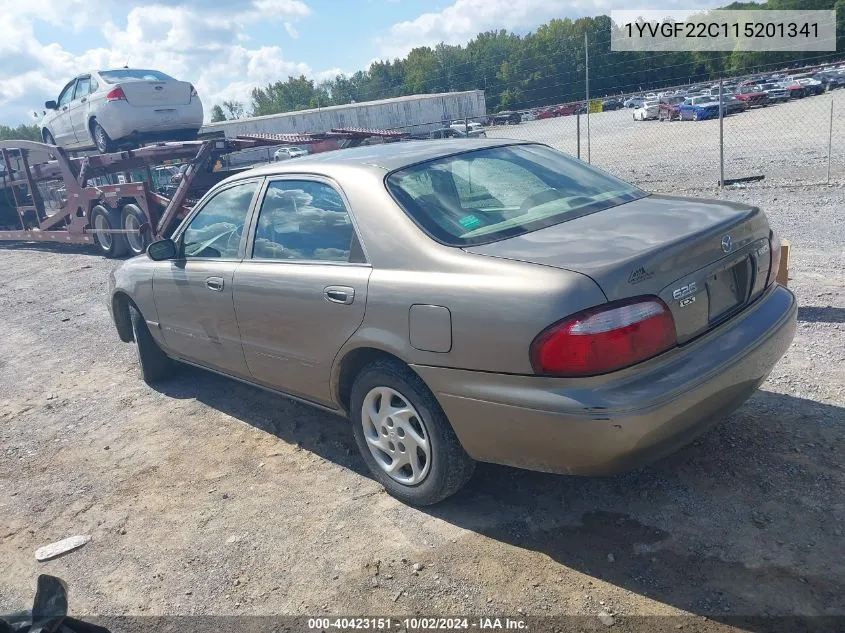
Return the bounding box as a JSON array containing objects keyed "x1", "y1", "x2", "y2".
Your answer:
[
  {"x1": 222, "y1": 100, "x2": 246, "y2": 119},
  {"x1": 210, "y1": 105, "x2": 226, "y2": 122},
  {"x1": 0, "y1": 124, "x2": 41, "y2": 141}
]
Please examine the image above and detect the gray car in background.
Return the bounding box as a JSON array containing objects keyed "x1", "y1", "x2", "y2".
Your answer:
[{"x1": 109, "y1": 139, "x2": 796, "y2": 505}]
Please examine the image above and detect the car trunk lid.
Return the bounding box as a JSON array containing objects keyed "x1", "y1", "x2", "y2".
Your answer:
[
  {"x1": 118, "y1": 80, "x2": 193, "y2": 107},
  {"x1": 464, "y1": 194, "x2": 772, "y2": 343}
]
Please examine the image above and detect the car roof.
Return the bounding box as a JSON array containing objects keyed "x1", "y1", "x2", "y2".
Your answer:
[{"x1": 241, "y1": 138, "x2": 527, "y2": 177}]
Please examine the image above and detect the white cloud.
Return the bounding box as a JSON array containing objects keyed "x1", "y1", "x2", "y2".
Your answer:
[
  {"x1": 284, "y1": 22, "x2": 299, "y2": 38},
  {"x1": 376, "y1": 0, "x2": 727, "y2": 59},
  {"x1": 0, "y1": 0, "x2": 321, "y2": 125}
]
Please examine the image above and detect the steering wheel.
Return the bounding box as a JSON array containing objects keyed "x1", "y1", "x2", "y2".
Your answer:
[{"x1": 519, "y1": 189, "x2": 566, "y2": 213}]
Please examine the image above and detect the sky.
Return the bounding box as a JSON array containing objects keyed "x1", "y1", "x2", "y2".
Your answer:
[{"x1": 0, "y1": 0, "x2": 725, "y2": 127}]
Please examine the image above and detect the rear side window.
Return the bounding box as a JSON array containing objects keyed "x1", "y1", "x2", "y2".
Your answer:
[
  {"x1": 386, "y1": 144, "x2": 645, "y2": 246},
  {"x1": 73, "y1": 77, "x2": 92, "y2": 100},
  {"x1": 99, "y1": 69, "x2": 174, "y2": 83},
  {"x1": 251, "y1": 180, "x2": 356, "y2": 262}
]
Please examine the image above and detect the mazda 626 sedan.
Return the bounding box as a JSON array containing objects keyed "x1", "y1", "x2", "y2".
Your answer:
[{"x1": 109, "y1": 139, "x2": 797, "y2": 506}]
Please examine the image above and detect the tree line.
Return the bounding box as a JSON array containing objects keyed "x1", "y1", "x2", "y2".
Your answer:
[{"x1": 209, "y1": 0, "x2": 843, "y2": 121}]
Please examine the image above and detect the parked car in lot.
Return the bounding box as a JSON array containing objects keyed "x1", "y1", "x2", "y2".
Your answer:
[
  {"x1": 721, "y1": 94, "x2": 749, "y2": 115},
  {"x1": 633, "y1": 100, "x2": 659, "y2": 120},
  {"x1": 39, "y1": 68, "x2": 203, "y2": 153},
  {"x1": 813, "y1": 72, "x2": 845, "y2": 90},
  {"x1": 601, "y1": 98, "x2": 623, "y2": 111},
  {"x1": 491, "y1": 110, "x2": 522, "y2": 125},
  {"x1": 734, "y1": 85, "x2": 769, "y2": 108},
  {"x1": 624, "y1": 96, "x2": 644, "y2": 108},
  {"x1": 450, "y1": 121, "x2": 487, "y2": 136},
  {"x1": 678, "y1": 96, "x2": 722, "y2": 121},
  {"x1": 273, "y1": 146, "x2": 309, "y2": 161},
  {"x1": 658, "y1": 96, "x2": 685, "y2": 121},
  {"x1": 758, "y1": 83, "x2": 790, "y2": 103},
  {"x1": 795, "y1": 78, "x2": 825, "y2": 96},
  {"x1": 779, "y1": 80, "x2": 807, "y2": 99},
  {"x1": 109, "y1": 139, "x2": 796, "y2": 505},
  {"x1": 420, "y1": 127, "x2": 486, "y2": 139}
]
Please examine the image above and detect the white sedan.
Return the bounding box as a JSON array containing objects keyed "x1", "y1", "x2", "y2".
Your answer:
[
  {"x1": 273, "y1": 146, "x2": 309, "y2": 161},
  {"x1": 633, "y1": 100, "x2": 659, "y2": 121},
  {"x1": 39, "y1": 68, "x2": 203, "y2": 153}
]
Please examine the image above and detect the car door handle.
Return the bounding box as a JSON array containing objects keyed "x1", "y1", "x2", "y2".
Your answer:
[
  {"x1": 206, "y1": 276, "x2": 224, "y2": 292},
  {"x1": 80, "y1": 97, "x2": 87, "y2": 102},
  {"x1": 324, "y1": 286, "x2": 354, "y2": 305}
]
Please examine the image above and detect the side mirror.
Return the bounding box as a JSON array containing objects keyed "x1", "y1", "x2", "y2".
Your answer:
[
  {"x1": 45, "y1": 100, "x2": 57, "y2": 110},
  {"x1": 147, "y1": 238, "x2": 178, "y2": 261}
]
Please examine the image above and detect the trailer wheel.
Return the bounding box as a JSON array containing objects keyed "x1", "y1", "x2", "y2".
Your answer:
[
  {"x1": 91, "y1": 205, "x2": 128, "y2": 258},
  {"x1": 129, "y1": 305, "x2": 174, "y2": 384},
  {"x1": 121, "y1": 203, "x2": 150, "y2": 256}
]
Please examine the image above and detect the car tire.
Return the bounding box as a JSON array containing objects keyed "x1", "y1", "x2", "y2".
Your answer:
[
  {"x1": 350, "y1": 359, "x2": 475, "y2": 506},
  {"x1": 693, "y1": 111, "x2": 700, "y2": 121},
  {"x1": 92, "y1": 121, "x2": 115, "y2": 154},
  {"x1": 42, "y1": 129, "x2": 56, "y2": 146},
  {"x1": 129, "y1": 304, "x2": 175, "y2": 385},
  {"x1": 121, "y1": 203, "x2": 151, "y2": 256},
  {"x1": 91, "y1": 204, "x2": 128, "y2": 258}
]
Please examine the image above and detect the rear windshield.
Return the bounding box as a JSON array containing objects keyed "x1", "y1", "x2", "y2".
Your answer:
[
  {"x1": 99, "y1": 69, "x2": 174, "y2": 84},
  {"x1": 385, "y1": 144, "x2": 645, "y2": 247}
]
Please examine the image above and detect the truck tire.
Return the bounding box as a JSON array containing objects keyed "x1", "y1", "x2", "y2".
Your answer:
[
  {"x1": 121, "y1": 203, "x2": 151, "y2": 256},
  {"x1": 91, "y1": 205, "x2": 128, "y2": 258},
  {"x1": 349, "y1": 359, "x2": 475, "y2": 506},
  {"x1": 129, "y1": 305, "x2": 174, "y2": 384}
]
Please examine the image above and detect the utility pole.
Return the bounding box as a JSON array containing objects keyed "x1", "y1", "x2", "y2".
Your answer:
[
  {"x1": 719, "y1": 79, "x2": 724, "y2": 188},
  {"x1": 585, "y1": 32, "x2": 591, "y2": 164}
]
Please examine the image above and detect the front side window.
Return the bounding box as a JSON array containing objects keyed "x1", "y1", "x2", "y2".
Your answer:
[
  {"x1": 57, "y1": 81, "x2": 76, "y2": 107},
  {"x1": 252, "y1": 180, "x2": 355, "y2": 262},
  {"x1": 386, "y1": 144, "x2": 645, "y2": 246},
  {"x1": 182, "y1": 181, "x2": 259, "y2": 259}
]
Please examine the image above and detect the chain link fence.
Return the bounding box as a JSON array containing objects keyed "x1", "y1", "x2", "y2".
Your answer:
[
  {"x1": 479, "y1": 86, "x2": 843, "y2": 192},
  {"x1": 212, "y1": 71, "x2": 844, "y2": 195}
]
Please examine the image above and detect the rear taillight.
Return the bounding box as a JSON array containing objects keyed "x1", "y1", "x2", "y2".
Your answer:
[
  {"x1": 106, "y1": 87, "x2": 127, "y2": 101},
  {"x1": 189, "y1": 84, "x2": 198, "y2": 98},
  {"x1": 767, "y1": 230, "x2": 782, "y2": 286},
  {"x1": 530, "y1": 298, "x2": 677, "y2": 377}
]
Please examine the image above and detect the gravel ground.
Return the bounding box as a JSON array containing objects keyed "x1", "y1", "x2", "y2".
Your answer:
[
  {"x1": 489, "y1": 89, "x2": 845, "y2": 192},
  {"x1": 1, "y1": 181, "x2": 843, "y2": 630}
]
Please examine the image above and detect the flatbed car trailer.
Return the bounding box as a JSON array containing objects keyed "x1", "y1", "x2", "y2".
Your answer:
[{"x1": 0, "y1": 128, "x2": 407, "y2": 258}]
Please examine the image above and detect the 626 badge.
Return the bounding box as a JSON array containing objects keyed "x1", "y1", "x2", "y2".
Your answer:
[{"x1": 672, "y1": 281, "x2": 697, "y2": 301}]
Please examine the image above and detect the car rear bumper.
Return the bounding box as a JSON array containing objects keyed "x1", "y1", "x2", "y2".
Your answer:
[
  {"x1": 412, "y1": 284, "x2": 796, "y2": 476},
  {"x1": 100, "y1": 100, "x2": 203, "y2": 140}
]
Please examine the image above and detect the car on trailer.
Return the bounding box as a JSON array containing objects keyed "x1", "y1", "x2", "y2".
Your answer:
[{"x1": 38, "y1": 68, "x2": 204, "y2": 154}]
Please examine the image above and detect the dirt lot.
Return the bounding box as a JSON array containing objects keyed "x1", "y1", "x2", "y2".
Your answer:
[{"x1": 1, "y1": 178, "x2": 844, "y2": 631}]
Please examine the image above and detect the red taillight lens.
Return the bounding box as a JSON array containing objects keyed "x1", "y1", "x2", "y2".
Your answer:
[
  {"x1": 530, "y1": 298, "x2": 677, "y2": 376},
  {"x1": 106, "y1": 87, "x2": 127, "y2": 101},
  {"x1": 767, "y1": 230, "x2": 782, "y2": 287}
]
